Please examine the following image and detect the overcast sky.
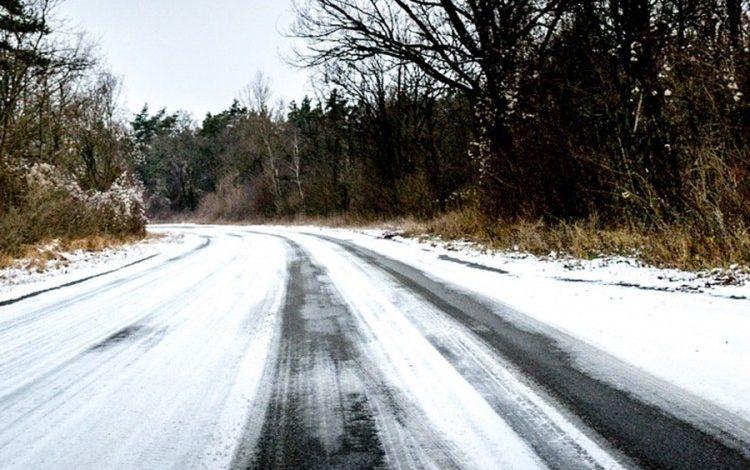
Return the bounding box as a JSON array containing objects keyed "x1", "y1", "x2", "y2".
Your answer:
[{"x1": 58, "y1": 0, "x2": 312, "y2": 120}]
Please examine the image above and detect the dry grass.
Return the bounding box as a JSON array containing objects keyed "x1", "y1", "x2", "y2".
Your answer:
[
  {"x1": 60, "y1": 233, "x2": 152, "y2": 252},
  {"x1": 278, "y1": 213, "x2": 419, "y2": 230},
  {"x1": 178, "y1": 210, "x2": 421, "y2": 230},
  {"x1": 403, "y1": 207, "x2": 750, "y2": 271},
  {"x1": 0, "y1": 233, "x2": 148, "y2": 271},
  {"x1": 0, "y1": 252, "x2": 15, "y2": 271}
]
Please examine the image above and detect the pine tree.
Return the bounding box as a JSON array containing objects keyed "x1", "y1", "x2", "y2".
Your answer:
[{"x1": 0, "y1": 0, "x2": 49, "y2": 64}]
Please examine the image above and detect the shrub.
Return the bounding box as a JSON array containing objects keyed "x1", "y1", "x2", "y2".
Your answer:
[
  {"x1": 0, "y1": 163, "x2": 146, "y2": 256},
  {"x1": 195, "y1": 174, "x2": 276, "y2": 222}
]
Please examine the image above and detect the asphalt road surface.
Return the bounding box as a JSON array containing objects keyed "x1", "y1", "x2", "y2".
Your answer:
[{"x1": 1, "y1": 225, "x2": 748, "y2": 469}]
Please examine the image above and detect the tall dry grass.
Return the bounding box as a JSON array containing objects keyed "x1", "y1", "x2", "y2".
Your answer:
[
  {"x1": 0, "y1": 234, "x2": 148, "y2": 271},
  {"x1": 405, "y1": 207, "x2": 750, "y2": 271}
]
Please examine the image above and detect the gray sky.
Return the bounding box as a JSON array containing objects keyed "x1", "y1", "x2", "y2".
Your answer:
[{"x1": 58, "y1": 0, "x2": 312, "y2": 120}]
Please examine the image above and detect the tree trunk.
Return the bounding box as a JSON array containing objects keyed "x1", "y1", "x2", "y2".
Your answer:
[{"x1": 472, "y1": 91, "x2": 516, "y2": 219}]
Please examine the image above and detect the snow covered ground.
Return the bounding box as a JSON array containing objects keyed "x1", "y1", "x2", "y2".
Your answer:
[
  {"x1": 0, "y1": 227, "x2": 286, "y2": 469},
  {"x1": 1, "y1": 223, "x2": 747, "y2": 469},
  {"x1": 0, "y1": 233, "x2": 194, "y2": 304},
  {"x1": 360, "y1": 228, "x2": 750, "y2": 300},
  {"x1": 279, "y1": 225, "x2": 750, "y2": 420},
  {"x1": 3, "y1": 224, "x2": 748, "y2": 420}
]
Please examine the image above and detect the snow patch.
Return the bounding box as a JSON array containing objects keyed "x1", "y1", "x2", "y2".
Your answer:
[
  {"x1": 358, "y1": 229, "x2": 750, "y2": 300},
  {"x1": 0, "y1": 232, "x2": 192, "y2": 304}
]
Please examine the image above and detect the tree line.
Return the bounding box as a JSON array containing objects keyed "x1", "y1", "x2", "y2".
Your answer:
[
  {"x1": 133, "y1": 70, "x2": 475, "y2": 220},
  {"x1": 138, "y1": 0, "x2": 749, "y2": 239},
  {"x1": 1, "y1": 0, "x2": 145, "y2": 255},
  {"x1": 2, "y1": 0, "x2": 749, "y2": 262}
]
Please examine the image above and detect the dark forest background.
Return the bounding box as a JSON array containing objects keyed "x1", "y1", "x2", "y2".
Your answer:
[{"x1": 2, "y1": 0, "x2": 750, "y2": 267}]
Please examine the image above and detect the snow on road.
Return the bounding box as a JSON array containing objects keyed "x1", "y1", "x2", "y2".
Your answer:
[
  {"x1": 285, "y1": 226, "x2": 750, "y2": 421},
  {"x1": 0, "y1": 228, "x2": 287, "y2": 469},
  {"x1": 0, "y1": 224, "x2": 748, "y2": 469}
]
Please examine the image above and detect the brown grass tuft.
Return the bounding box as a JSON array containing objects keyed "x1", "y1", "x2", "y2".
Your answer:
[{"x1": 394, "y1": 207, "x2": 750, "y2": 271}]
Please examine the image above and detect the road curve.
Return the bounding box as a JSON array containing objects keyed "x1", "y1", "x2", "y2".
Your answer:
[{"x1": 0, "y1": 225, "x2": 748, "y2": 470}]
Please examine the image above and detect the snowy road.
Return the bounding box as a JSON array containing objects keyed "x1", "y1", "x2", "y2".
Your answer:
[{"x1": 1, "y1": 225, "x2": 748, "y2": 469}]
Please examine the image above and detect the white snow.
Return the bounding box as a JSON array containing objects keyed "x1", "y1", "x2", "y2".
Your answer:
[
  {"x1": 2, "y1": 223, "x2": 747, "y2": 468},
  {"x1": 0, "y1": 233, "x2": 196, "y2": 303},
  {"x1": 276, "y1": 226, "x2": 750, "y2": 425},
  {"x1": 363, "y1": 230, "x2": 750, "y2": 300},
  {"x1": 0, "y1": 227, "x2": 287, "y2": 469},
  {"x1": 282, "y1": 232, "x2": 546, "y2": 469},
  {"x1": 276, "y1": 231, "x2": 625, "y2": 469}
]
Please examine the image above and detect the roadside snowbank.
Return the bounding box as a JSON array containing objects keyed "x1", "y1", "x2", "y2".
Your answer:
[
  {"x1": 0, "y1": 233, "x2": 195, "y2": 304},
  {"x1": 364, "y1": 230, "x2": 750, "y2": 300}
]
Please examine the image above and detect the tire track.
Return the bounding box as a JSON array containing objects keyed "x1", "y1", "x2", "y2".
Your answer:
[
  {"x1": 0, "y1": 235, "x2": 211, "y2": 334},
  {"x1": 310, "y1": 234, "x2": 750, "y2": 470},
  {"x1": 237, "y1": 240, "x2": 465, "y2": 470},
  {"x1": 243, "y1": 243, "x2": 386, "y2": 469}
]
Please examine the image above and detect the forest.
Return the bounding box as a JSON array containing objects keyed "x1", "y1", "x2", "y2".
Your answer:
[{"x1": 2, "y1": 0, "x2": 749, "y2": 268}]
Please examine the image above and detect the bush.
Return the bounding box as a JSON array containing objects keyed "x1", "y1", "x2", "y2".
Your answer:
[
  {"x1": 195, "y1": 174, "x2": 275, "y2": 222},
  {"x1": 0, "y1": 163, "x2": 146, "y2": 256}
]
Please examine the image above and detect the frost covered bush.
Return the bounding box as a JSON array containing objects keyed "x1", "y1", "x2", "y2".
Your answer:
[
  {"x1": 0, "y1": 163, "x2": 146, "y2": 255},
  {"x1": 85, "y1": 172, "x2": 147, "y2": 235}
]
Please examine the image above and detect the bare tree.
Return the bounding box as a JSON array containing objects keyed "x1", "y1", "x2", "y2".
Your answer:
[
  {"x1": 241, "y1": 72, "x2": 283, "y2": 212},
  {"x1": 288, "y1": 124, "x2": 305, "y2": 209},
  {"x1": 292, "y1": 0, "x2": 569, "y2": 216},
  {"x1": 241, "y1": 71, "x2": 272, "y2": 115}
]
